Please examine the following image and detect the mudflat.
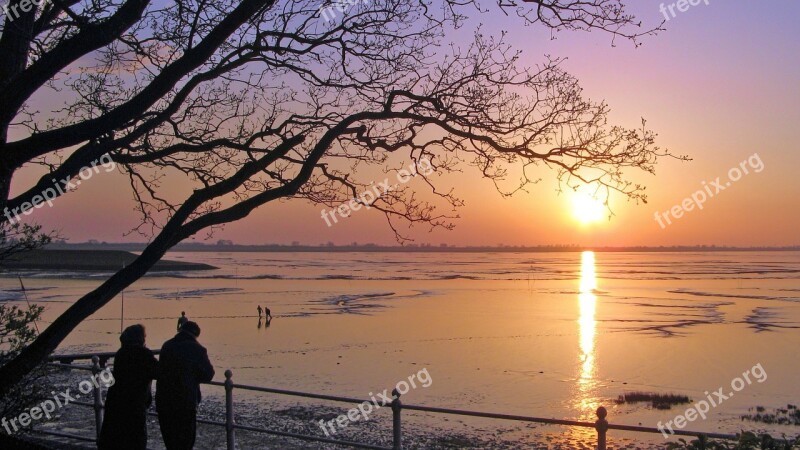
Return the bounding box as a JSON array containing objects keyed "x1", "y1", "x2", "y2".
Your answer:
[{"x1": 0, "y1": 250, "x2": 216, "y2": 272}]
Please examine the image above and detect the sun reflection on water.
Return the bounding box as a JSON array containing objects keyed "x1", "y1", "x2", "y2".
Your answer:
[{"x1": 577, "y1": 250, "x2": 599, "y2": 413}]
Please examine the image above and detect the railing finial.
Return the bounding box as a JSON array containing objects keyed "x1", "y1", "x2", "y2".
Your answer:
[
  {"x1": 391, "y1": 388, "x2": 403, "y2": 450},
  {"x1": 595, "y1": 406, "x2": 609, "y2": 450}
]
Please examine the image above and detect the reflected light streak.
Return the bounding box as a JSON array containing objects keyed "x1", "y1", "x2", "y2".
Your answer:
[{"x1": 577, "y1": 251, "x2": 598, "y2": 412}]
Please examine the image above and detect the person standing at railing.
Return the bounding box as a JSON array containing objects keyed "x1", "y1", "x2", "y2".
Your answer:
[
  {"x1": 98, "y1": 324, "x2": 159, "y2": 450},
  {"x1": 156, "y1": 321, "x2": 215, "y2": 450}
]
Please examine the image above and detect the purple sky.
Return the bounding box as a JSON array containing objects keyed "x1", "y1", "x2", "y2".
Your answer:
[{"x1": 12, "y1": 1, "x2": 800, "y2": 246}]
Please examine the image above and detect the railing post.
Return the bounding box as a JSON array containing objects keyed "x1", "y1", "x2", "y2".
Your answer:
[
  {"x1": 91, "y1": 356, "x2": 104, "y2": 442},
  {"x1": 225, "y1": 369, "x2": 236, "y2": 450},
  {"x1": 595, "y1": 406, "x2": 608, "y2": 450},
  {"x1": 391, "y1": 388, "x2": 402, "y2": 450}
]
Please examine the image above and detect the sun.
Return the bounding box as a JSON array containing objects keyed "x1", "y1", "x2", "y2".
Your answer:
[{"x1": 571, "y1": 190, "x2": 606, "y2": 224}]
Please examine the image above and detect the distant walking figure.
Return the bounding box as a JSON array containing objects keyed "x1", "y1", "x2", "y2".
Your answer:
[
  {"x1": 257, "y1": 305, "x2": 263, "y2": 318},
  {"x1": 176, "y1": 311, "x2": 188, "y2": 331},
  {"x1": 265, "y1": 306, "x2": 272, "y2": 319},
  {"x1": 99, "y1": 324, "x2": 159, "y2": 450},
  {"x1": 156, "y1": 321, "x2": 215, "y2": 450}
]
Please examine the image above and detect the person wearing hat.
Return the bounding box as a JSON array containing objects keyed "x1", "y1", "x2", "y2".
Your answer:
[
  {"x1": 99, "y1": 324, "x2": 159, "y2": 450},
  {"x1": 156, "y1": 321, "x2": 215, "y2": 450}
]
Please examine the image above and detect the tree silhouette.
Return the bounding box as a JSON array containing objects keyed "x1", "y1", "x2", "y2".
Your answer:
[{"x1": 0, "y1": 0, "x2": 678, "y2": 393}]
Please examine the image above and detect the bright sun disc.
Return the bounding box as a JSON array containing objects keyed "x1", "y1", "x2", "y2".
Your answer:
[{"x1": 572, "y1": 191, "x2": 605, "y2": 224}]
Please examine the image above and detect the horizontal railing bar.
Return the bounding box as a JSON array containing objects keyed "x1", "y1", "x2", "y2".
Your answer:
[
  {"x1": 197, "y1": 417, "x2": 226, "y2": 426},
  {"x1": 224, "y1": 382, "x2": 370, "y2": 405},
  {"x1": 29, "y1": 428, "x2": 96, "y2": 442},
  {"x1": 47, "y1": 350, "x2": 160, "y2": 362},
  {"x1": 68, "y1": 399, "x2": 738, "y2": 441},
  {"x1": 402, "y1": 404, "x2": 596, "y2": 427},
  {"x1": 72, "y1": 400, "x2": 94, "y2": 408},
  {"x1": 232, "y1": 422, "x2": 391, "y2": 450},
  {"x1": 48, "y1": 351, "x2": 117, "y2": 362},
  {"x1": 400, "y1": 404, "x2": 737, "y2": 439},
  {"x1": 69, "y1": 401, "x2": 391, "y2": 449},
  {"x1": 47, "y1": 362, "x2": 95, "y2": 371},
  {"x1": 45, "y1": 358, "x2": 742, "y2": 443},
  {"x1": 605, "y1": 423, "x2": 736, "y2": 440}
]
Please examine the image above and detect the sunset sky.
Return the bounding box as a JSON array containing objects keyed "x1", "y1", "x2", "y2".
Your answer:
[{"x1": 11, "y1": 1, "x2": 800, "y2": 247}]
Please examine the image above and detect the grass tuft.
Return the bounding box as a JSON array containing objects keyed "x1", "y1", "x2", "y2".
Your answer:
[{"x1": 616, "y1": 391, "x2": 691, "y2": 410}]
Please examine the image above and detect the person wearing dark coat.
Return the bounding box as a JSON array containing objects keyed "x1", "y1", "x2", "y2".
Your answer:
[
  {"x1": 98, "y1": 324, "x2": 159, "y2": 450},
  {"x1": 156, "y1": 321, "x2": 215, "y2": 450}
]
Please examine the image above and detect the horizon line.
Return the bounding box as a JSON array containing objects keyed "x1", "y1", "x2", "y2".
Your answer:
[{"x1": 44, "y1": 242, "x2": 800, "y2": 253}]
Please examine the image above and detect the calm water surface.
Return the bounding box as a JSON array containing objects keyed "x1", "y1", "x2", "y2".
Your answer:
[{"x1": 3, "y1": 251, "x2": 800, "y2": 446}]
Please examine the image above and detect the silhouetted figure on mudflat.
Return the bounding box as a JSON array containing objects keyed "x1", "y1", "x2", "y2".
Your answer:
[
  {"x1": 156, "y1": 321, "x2": 215, "y2": 450},
  {"x1": 264, "y1": 306, "x2": 272, "y2": 319},
  {"x1": 257, "y1": 305, "x2": 263, "y2": 318},
  {"x1": 99, "y1": 324, "x2": 159, "y2": 450},
  {"x1": 176, "y1": 311, "x2": 188, "y2": 331}
]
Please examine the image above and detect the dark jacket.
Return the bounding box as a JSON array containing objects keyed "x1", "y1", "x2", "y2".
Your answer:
[
  {"x1": 99, "y1": 345, "x2": 159, "y2": 450},
  {"x1": 156, "y1": 331, "x2": 215, "y2": 411}
]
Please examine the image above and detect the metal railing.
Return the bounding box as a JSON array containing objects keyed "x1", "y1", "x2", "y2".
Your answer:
[{"x1": 37, "y1": 354, "x2": 740, "y2": 449}]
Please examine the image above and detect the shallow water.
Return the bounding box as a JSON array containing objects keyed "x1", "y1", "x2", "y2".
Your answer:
[{"x1": 3, "y1": 251, "x2": 800, "y2": 446}]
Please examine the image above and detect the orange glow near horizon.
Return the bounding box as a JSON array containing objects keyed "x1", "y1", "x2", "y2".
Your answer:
[{"x1": 8, "y1": 3, "x2": 800, "y2": 248}]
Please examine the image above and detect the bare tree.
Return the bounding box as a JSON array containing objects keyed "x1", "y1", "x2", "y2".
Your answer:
[{"x1": 0, "y1": 0, "x2": 678, "y2": 393}]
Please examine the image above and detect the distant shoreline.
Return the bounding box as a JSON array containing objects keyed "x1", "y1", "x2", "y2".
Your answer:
[
  {"x1": 44, "y1": 243, "x2": 800, "y2": 253},
  {"x1": 0, "y1": 250, "x2": 217, "y2": 272}
]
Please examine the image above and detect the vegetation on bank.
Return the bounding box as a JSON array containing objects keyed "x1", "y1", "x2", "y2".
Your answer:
[
  {"x1": 616, "y1": 391, "x2": 692, "y2": 409},
  {"x1": 0, "y1": 249, "x2": 217, "y2": 271},
  {"x1": 667, "y1": 433, "x2": 800, "y2": 449},
  {"x1": 743, "y1": 405, "x2": 800, "y2": 426}
]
